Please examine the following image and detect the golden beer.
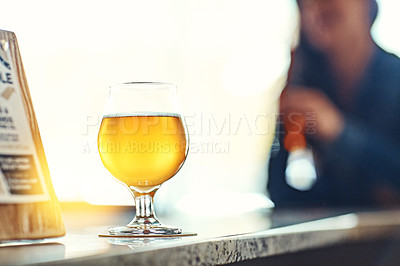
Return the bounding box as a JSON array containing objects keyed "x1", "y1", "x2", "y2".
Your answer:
[{"x1": 98, "y1": 113, "x2": 187, "y2": 188}]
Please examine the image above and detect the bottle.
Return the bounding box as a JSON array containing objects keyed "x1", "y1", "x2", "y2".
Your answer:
[{"x1": 283, "y1": 112, "x2": 317, "y2": 191}]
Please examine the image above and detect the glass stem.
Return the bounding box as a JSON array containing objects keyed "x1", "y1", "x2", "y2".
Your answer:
[
  {"x1": 108, "y1": 186, "x2": 182, "y2": 235},
  {"x1": 129, "y1": 189, "x2": 160, "y2": 227}
]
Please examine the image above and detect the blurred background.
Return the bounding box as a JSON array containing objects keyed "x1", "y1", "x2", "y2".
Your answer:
[{"x1": 1, "y1": 0, "x2": 399, "y2": 216}]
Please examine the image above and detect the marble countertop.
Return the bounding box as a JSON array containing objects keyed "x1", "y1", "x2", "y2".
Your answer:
[{"x1": 1, "y1": 206, "x2": 400, "y2": 265}]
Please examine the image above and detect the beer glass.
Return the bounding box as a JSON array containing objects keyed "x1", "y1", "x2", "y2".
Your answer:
[{"x1": 98, "y1": 82, "x2": 188, "y2": 235}]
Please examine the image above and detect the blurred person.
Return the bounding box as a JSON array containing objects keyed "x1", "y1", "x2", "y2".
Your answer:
[{"x1": 268, "y1": 0, "x2": 400, "y2": 207}]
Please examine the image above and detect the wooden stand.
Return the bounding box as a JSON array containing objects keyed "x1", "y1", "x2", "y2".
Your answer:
[{"x1": 0, "y1": 30, "x2": 65, "y2": 240}]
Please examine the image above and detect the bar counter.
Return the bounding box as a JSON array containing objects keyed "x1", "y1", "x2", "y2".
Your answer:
[{"x1": 1, "y1": 205, "x2": 400, "y2": 265}]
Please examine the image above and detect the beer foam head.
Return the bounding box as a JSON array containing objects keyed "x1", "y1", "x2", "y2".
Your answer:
[{"x1": 103, "y1": 112, "x2": 181, "y2": 118}]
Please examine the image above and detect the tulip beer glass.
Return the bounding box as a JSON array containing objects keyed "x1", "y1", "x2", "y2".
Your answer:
[{"x1": 98, "y1": 82, "x2": 188, "y2": 235}]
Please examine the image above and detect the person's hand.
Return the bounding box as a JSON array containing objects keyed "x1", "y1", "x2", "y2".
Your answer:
[{"x1": 280, "y1": 87, "x2": 344, "y2": 142}]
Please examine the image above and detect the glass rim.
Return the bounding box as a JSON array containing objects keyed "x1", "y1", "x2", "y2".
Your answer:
[{"x1": 109, "y1": 82, "x2": 177, "y2": 91}]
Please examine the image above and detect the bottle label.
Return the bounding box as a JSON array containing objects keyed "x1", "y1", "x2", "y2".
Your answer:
[{"x1": 0, "y1": 37, "x2": 49, "y2": 203}]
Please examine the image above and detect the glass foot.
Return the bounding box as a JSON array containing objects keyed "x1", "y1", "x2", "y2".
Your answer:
[
  {"x1": 108, "y1": 224, "x2": 182, "y2": 235},
  {"x1": 107, "y1": 190, "x2": 182, "y2": 236}
]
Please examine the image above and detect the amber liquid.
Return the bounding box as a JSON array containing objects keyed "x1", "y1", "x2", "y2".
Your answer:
[{"x1": 98, "y1": 113, "x2": 187, "y2": 188}]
